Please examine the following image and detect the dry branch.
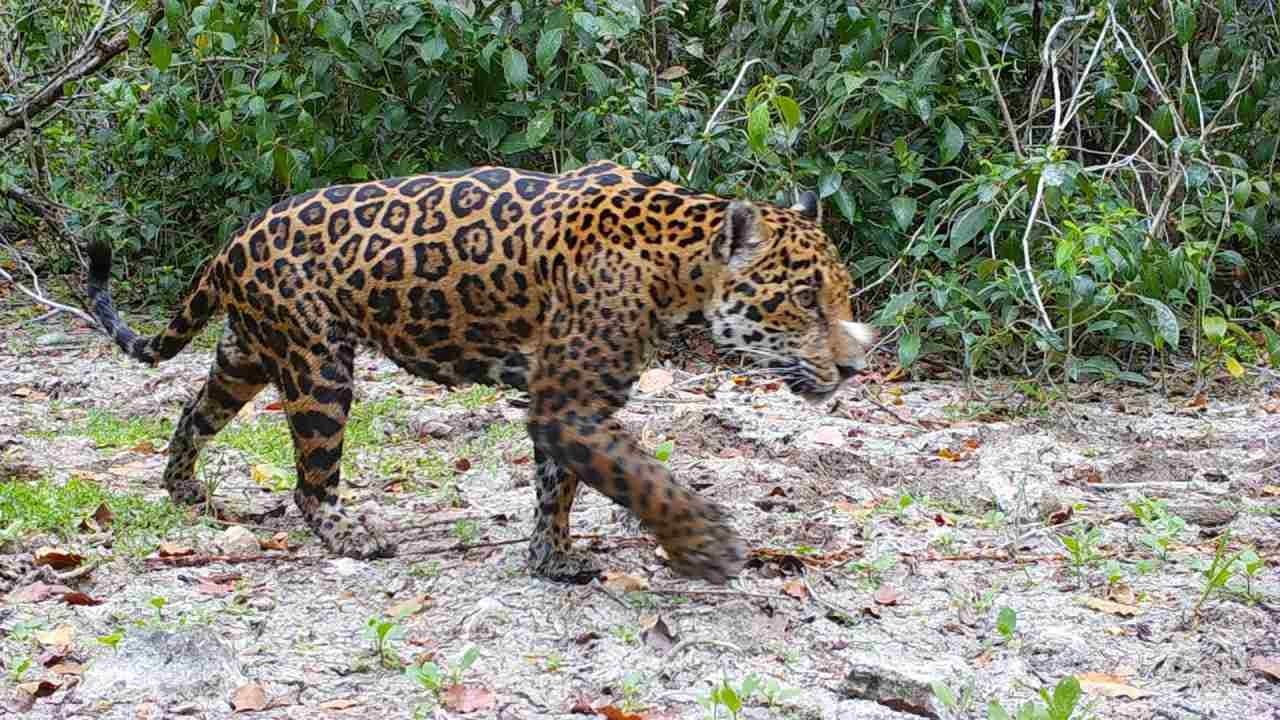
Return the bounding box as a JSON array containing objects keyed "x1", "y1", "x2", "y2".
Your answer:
[{"x1": 0, "y1": 3, "x2": 164, "y2": 141}]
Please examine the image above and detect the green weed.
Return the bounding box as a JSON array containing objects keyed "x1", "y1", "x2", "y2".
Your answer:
[
  {"x1": 0, "y1": 476, "x2": 189, "y2": 555},
  {"x1": 77, "y1": 410, "x2": 173, "y2": 449}
]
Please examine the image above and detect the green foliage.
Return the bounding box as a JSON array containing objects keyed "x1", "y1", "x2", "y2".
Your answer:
[
  {"x1": 405, "y1": 645, "x2": 480, "y2": 696},
  {"x1": 4, "y1": 0, "x2": 1280, "y2": 383},
  {"x1": 0, "y1": 476, "x2": 188, "y2": 556}
]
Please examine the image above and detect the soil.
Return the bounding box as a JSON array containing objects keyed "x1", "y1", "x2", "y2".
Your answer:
[{"x1": 0, "y1": 314, "x2": 1277, "y2": 720}]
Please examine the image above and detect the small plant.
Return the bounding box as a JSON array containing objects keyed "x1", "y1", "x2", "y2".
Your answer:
[
  {"x1": 619, "y1": 670, "x2": 647, "y2": 712},
  {"x1": 365, "y1": 615, "x2": 405, "y2": 669},
  {"x1": 985, "y1": 675, "x2": 1086, "y2": 720},
  {"x1": 149, "y1": 596, "x2": 167, "y2": 621},
  {"x1": 654, "y1": 439, "x2": 675, "y2": 463},
  {"x1": 405, "y1": 645, "x2": 480, "y2": 698},
  {"x1": 980, "y1": 510, "x2": 1008, "y2": 529},
  {"x1": 1129, "y1": 496, "x2": 1186, "y2": 562},
  {"x1": 1102, "y1": 560, "x2": 1125, "y2": 590},
  {"x1": 97, "y1": 630, "x2": 124, "y2": 649},
  {"x1": 6, "y1": 655, "x2": 31, "y2": 682},
  {"x1": 758, "y1": 677, "x2": 801, "y2": 710},
  {"x1": 544, "y1": 652, "x2": 563, "y2": 673},
  {"x1": 453, "y1": 519, "x2": 480, "y2": 544},
  {"x1": 1232, "y1": 548, "x2": 1264, "y2": 603},
  {"x1": 1190, "y1": 532, "x2": 1251, "y2": 624},
  {"x1": 1060, "y1": 525, "x2": 1103, "y2": 584},
  {"x1": 848, "y1": 552, "x2": 898, "y2": 589},
  {"x1": 931, "y1": 680, "x2": 978, "y2": 718},
  {"x1": 996, "y1": 607, "x2": 1017, "y2": 643},
  {"x1": 895, "y1": 491, "x2": 915, "y2": 522},
  {"x1": 698, "y1": 673, "x2": 760, "y2": 720}
]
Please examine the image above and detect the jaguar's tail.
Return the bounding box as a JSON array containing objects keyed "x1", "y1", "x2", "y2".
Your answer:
[{"x1": 85, "y1": 241, "x2": 222, "y2": 366}]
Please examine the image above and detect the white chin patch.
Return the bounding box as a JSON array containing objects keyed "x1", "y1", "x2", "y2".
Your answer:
[{"x1": 841, "y1": 321, "x2": 876, "y2": 346}]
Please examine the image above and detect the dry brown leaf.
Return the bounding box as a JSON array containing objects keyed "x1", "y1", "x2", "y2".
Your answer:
[
  {"x1": 231, "y1": 683, "x2": 268, "y2": 712},
  {"x1": 809, "y1": 426, "x2": 845, "y2": 446},
  {"x1": 1075, "y1": 672, "x2": 1154, "y2": 698},
  {"x1": 60, "y1": 591, "x2": 103, "y2": 607},
  {"x1": 454, "y1": 458, "x2": 472, "y2": 472},
  {"x1": 1083, "y1": 597, "x2": 1140, "y2": 617},
  {"x1": 33, "y1": 546, "x2": 83, "y2": 570},
  {"x1": 567, "y1": 696, "x2": 596, "y2": 714},
  {"x1": 602, "y1": 570, "x2": 649, "y2": 593},
  {"x1": 11, "y1": 386, "x2": 32, "y2": 398},
  {"x1": 1250, "y1": 655, "x2": 1280, "y2": 681},
  {"x1": 657, "y1": 65, "x2": 688, "y2": 80},
  {"x1": 873, "y1": 585, "x2": 901, "y2": 606},
  {"x1": 9, "y1": 582, "x2": 71, "y2": 603},
  {"x1": 157, "y1": 542, "x2": 195, "y2": 558},
  {"x1": 107, "y1": 459, "x2": 152, "y2": 477},
  {"x1": 16, "y1": 680, "x2": 59, "y2": 698},
  {"x1": 1261, "y1": 485, "x2": 1280, "y2": 497},
  {"x1": 637, "y1": 368, "x2": 675, "y2": 394},
  {"x1": 317, "y1": 698, "x2": 361, "y2": 711},
  {"x1": 387, "y1": 594, "x2": 432, "y2": 618},
  {"x1": 441, "y1": 684, "x2": 496, "y2": 714},
  {"x1": 1106, "y1": 583, "x2": 1136, "y2": 606},
  {"x1": 35, "y1": 625, "x2": 73, "y2": 648},
  {"x1": 1187, "y1": 392, "x2": 1208, "y2": 408},
  {"x1": 130, "y1": 440, "x2": 158, "y2": 454},
  {"x1": 48, "y1": 661, "x2": 84, "y2": 676},
  {"x1": 259, "y1": 532, "x2": 290, "y2": 552},
  {"x1": 782, "y1": 579, "x2": 808, "y2": 599},
  {"x1": 598, "y1": 706, "x2": 644, "y2": 720},
  {"x1": 79, "y1": 503, "x2": 114, "y2": 533},
  {"x1": 937, "y1": 447, "x2": 962, "y2": 461},
  {"x1": 639, "y1": 614, "x2": 677, "y2": 654}
]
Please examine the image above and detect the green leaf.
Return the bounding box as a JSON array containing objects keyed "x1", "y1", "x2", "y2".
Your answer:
[
  {"x1": 1050, "y1": 676, "x2": 1082, "y2": 719},
  {"x1": 890, "y1": 196, "x2": 916, "y2": 231},
  {"x1": 502, "y1": 48, "x2": 529, "y2": 88},
  {"x1": 996, "y1": 607, "x2": 1017, "y2": 638},
  {"x1": 149, "y1": 33, "x2": 172, "y2": 71},
  {"x1": 747, "y1": 102, "x2": 770, "y2": 154},
  {"x1": 536, "y1": 28, "x2": 563, "y2": 73},
  {"x1": 1202, "y1": 315, "x2": 1227, "y2": 341},
  {"x1": 931, "y1": 681, "x2": 956, "y2": 709},
  {"x1": 899, "y1": 333, "x2": 921, "y2": 367},
  {"x1": 833, "y1": 188, "x2": 856, "y2": 223},
  {"x1": 654, "y1": 440, "x2": 674, "y2": 463},
  {"x1": 525, "y1": 110, "x2": 554, "y2": 146},
  {"x1": 1175, "y1": 2, "x2": 1197, "y2": 45},
  {"x1": 1153, "y1": 104, "x2": 1175, "y2": 141},
  {"x1": 1224, "y1": 356, "x2": 1245, "y2": 378},
  {"x1": 939, "y1": 118, "x2": 964, "y2": 164},
  {"x1": 580, "y1": 64, "x2": 609, "y2": 94},
  {"x1": 418, "y1": 34, "x2": 448, "y2": 63},
  {"x1": 1139, "y1": 297, "x2": 1180, "y2": 349},
  {"x1": 818, "y1": 171, "x2": 842, "y2": 199},
  {"x1": 950, "y1": 205, "x2": 990, "y2": 249},
  {"x1": 258, "y1": 70, "x2": 282, "y2": 93},
  {"x1": 986, "y1": 700, "x2": 1011, "y2": 720},
  {"x1": 773, "y1": 95, "x2": 802, "y2": 129},
  {"x1": 877, "y1": 84, "x2": 909, "y2": 110}
]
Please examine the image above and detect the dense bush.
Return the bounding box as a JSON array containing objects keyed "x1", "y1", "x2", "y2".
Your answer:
[{"x1": 3, "y1": 0, "x2": 1280, "y2": 384}]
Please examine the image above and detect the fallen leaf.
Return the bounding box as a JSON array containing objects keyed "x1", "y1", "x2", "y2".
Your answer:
[
  {"x1": 130, "y1": 439, "x2": 158, "y2": 454},
  {"x1": 387, "y1": 594, "x2": 432, "y2": 618},
  {"x1": 1106, "y1": 583, "x2": 1136, "y2": 606},
  {"x1": 9, "y1": 582, "x2": 71, "y2": 603},
  {"x1": 441, "y1": 684, "x2": 496, "y2": 713},
  {"x1": 937, "y1": 447, "x2": 962, "y2": 461},
  {"x1": 963, "y1": 437, "x2": 981, "y2": 450},
  {"x1": 79, "y1": 503, "x2": 114, "y2": 532},
  {"x1": 602, "y1": 571, "x2": 649, "y2": 593},
  {"x1": 1187, "y1": 393, "x2": 1208, "y2": 409},
  {"x1": 809, "y1": 426, "x2": 845, "y2": 446},
  {"x1": 259, "y1": 532, "x2": 290, "y2": 552},
  {"x1": 873, "y1": 585, "x2": 901, "y2": 606},
  {"x1": 782, "y1": 579, "x2": 808, "y2": 599},
  {"x1": 933, "y1": 513, "x2": 954, "y2": 526},
  {"x1": 1250, "y1": 655, "x2": 1280, "y2": 681},
  {"x1": 158, "y1": 542, "x2": 194, "y2": 558},
  {"x1": 598, "y1": 706, "x2": 644, "y2": 720},
  {"x1": 33, "y1": 547, "x2": 83, "y2": 570},
  {"x1": 637, "y1": 368, "x2": 674, "y2": 395},
  {"x1": 60, "y1": 592, "x2": 103, "y2": 607},
  {"x1": 231, "y1": 683, "x2": 268, "y2": 712},
  {"x1": 1075, "y1": 672, "x2": 1154, "y2": 698},
  {"x1": 1261, "y1": 485, "x2": 1280, "y2": 497},
  {"x1": 196, "y1": 574, "x2": 240, "y2": 596},
  {"x1": 107, "y1": 459, "x2": 152, "y2": 477},
  {"x1": 568, "y1": 696, "x2": 596, "y2": 714},
  {"x1": 263, "y1": 401, "x2": 284, "y2": 411},
  {"x1": 657, "y1": 65, "x2": 688, "y2": 80},
  {"x1": 574, "y1": 631, "x2": 600, "y2": 645},
  {"x1": 454, "y1": 458, "x2": 472, "y2": 472},
  {"x1": 35, "y1": 626, "x2": 73, "y2": 648},
  {"x1": 318, "y1": 698, "x2": 361, "y2": 710},
  {"x1": 16, "y1": 680, "x2": 59, "y2": 698},
  {"x1": 639, "y1": 614, "x2": 677, "y2": 653},
  {"x1": 11, "y1": 386, "x2": 32, "y2": 397},
  {"x1": 1083, "y1": 597, "x2": 1140, "y2": 617},
  {"x1": 48, "y1": 662, "x2": 84, "y2": 676}
]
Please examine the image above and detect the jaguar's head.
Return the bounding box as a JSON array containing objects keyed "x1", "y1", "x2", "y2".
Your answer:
[{"x1": 707, "y1": 191, "x2": 876, "y2": 401}]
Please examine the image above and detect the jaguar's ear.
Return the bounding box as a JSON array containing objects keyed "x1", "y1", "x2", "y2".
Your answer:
[
  {"x1": 717, "y1": 201, "x2": 766, "y2": 268},
  {"x1": 791, "y1": 190, "x2": 821, "y2": 222}
]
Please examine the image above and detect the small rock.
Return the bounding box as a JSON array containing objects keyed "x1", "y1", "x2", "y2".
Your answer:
[
  {"x1": 249, "y1": 596, "x2": 275, "y2": 612},
  {"x1": 416, "y1": 421, "x2": 452, "y2": 439},
  {"x1": 841, "y1": 650, "x2": 971, "y2": 718},
  {"x1": 216, "y1": 526, "x2": 259, "y2": 556}
]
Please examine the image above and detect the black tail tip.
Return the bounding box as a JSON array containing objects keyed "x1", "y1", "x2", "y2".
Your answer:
[{"x1": 87, "y1": 241, "x2": 112, "y2": 289}]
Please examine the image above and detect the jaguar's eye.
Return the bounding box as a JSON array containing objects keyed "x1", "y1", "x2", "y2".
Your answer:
[{"x1": 793, "y1": 286, "x2": 817, "y2": 309}]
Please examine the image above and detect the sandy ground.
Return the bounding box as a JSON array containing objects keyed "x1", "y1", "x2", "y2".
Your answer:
[{"x1": 0, "y1": 313, "x2": 1277, "y2": 720}]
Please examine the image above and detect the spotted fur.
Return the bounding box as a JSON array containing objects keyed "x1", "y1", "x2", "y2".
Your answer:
[{"x1": 85, "y1": 162, "x2": 875, "y2": 584}]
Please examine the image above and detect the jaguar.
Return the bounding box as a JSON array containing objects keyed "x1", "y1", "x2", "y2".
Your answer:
[{"x1": 85, "y1": 161, "x2": 875, "y2": 584}]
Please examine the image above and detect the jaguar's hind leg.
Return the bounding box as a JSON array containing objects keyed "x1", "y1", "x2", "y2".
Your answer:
[
  {"x1": 527, "y1": 447, "x2": 597, "y2": 578},
  {"x1": 163, "y1": 328, "x2": 268, "y2": 504},
  {"x1": 279, "y1": 348, "x2": 394, "y2": 560}
]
